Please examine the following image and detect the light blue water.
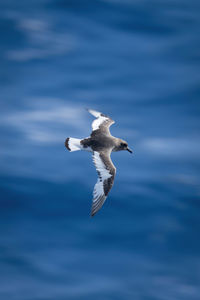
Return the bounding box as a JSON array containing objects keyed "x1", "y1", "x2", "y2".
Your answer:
[{"x1": 0, "y1": 1, "x2": 200, "y2": 299}]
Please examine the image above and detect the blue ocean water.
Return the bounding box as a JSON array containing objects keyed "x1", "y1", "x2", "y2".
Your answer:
[{"x1": 0, "y1": 0, "x2": 200, "y2": 299}]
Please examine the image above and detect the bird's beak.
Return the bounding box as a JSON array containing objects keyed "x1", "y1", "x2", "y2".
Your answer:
[{"x1": 127, "y1": 147, "x2": 133, "y2": 154}]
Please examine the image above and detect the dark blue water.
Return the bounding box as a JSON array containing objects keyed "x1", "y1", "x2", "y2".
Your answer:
[{"x1": 0, "y1": 0, "x2": 200, "y2": 299}]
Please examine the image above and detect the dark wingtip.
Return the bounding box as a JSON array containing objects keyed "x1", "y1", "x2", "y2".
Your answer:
[
  {"x1": 91, "y1": 208, "x2": 100, "y2": 217},
  {"x1": 90, "y1": 210, "x2": 96, "y2": 217},
  {"x1": 65, "y1": 138, "x2": 71, "y2": 151}
]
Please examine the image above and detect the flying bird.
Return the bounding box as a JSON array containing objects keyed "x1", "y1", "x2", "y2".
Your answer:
[{"x1": 65, "y1": 109, "x2": 133, "y2": 216}]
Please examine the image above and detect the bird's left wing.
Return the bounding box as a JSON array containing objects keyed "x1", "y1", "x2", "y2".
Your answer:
[
  {"x1": 87, "y1": 109, "x2": 115, "y2": 134},
  {"x1": 91, "y1": 150, "x2": 116, "y2": 216}
]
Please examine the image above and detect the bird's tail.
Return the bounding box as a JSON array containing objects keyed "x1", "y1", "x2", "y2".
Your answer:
[{"x1": 65, "y1": 137, "x2": 82, "y2": 152}]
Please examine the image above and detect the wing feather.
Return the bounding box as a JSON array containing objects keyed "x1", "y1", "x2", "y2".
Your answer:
[
  {"x1": 91, "y1": 151, "x2": 116, "y2": 216},
  {"x1": 87, "y1": 109, "x2": 115, "y2": 133}
]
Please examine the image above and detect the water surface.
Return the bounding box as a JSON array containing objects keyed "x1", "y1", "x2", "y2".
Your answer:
[{"x1": 0, "y1": 0, "x2": 200, "y2": 299}]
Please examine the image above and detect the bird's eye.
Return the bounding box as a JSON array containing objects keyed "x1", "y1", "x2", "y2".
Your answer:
[{"x1": 121, "y1": 143, "x2": 127, "y2": 147}]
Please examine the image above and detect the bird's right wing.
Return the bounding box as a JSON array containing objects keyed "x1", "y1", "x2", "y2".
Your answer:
[
  {"x1": 87, "y1": 109, "x2": 115, "y2": 134},
  {"x1": 91, "y1": 150, "x2": 116, "y2": 216}
]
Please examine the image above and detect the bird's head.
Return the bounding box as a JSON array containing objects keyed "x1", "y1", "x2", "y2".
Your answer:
[{"x1": 114, "y1": 139, "x2": 133, "y2": 153}]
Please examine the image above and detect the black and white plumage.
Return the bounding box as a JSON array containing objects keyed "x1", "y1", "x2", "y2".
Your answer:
[{"x1": 65, "y1": 109, "x2": 133, "y2": 217}]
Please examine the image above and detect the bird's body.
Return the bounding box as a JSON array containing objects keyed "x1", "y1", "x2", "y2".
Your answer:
[
  {"x1": 81, "y1": 134, "x2": 117, "y2": 152},
  {"x1": 65, "y1": 109, "x2": 132, "y2": 216}
]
